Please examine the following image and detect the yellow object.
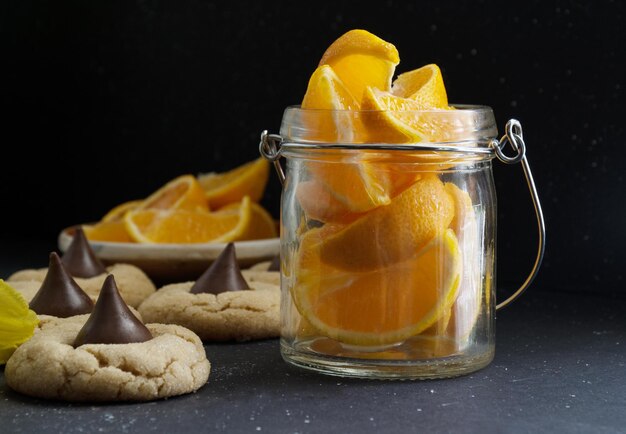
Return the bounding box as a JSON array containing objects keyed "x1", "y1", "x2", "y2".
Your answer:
[
  {"x1": 83, "y1": 221, "x2": 134, "y2": 243},
  {"x1": 0, "y1": 280, "x2": 38, "y2": 364},
  {"x1": 318, "y1": 29, "x2": 399, "y2": 100},
  {"x1": 102, "y1": 200, "x2": 142, "y2": 222},
  {"x1": 302, "y1": 64, "x2": 359, "y2": 111},
  {"x1": 293, "y1": 229, "x2": 461, "y2": 346},
  {"x1": 318, "y1": 175, "x2": 455, "y2": 270},
  {"x1": 139, "y1": 174, "x2": 209, "y2": 212},
  {"x1": 221, "y1": 201, "x2": 277, "y2": 240},
  {"x1": 391, "y1": 64, "x2": 449, "y2": 108},
  {"x1": 124, "y1": 196, "x2": 252, "y2": 244},
  {"x1": 301, "y1": 65, "x2": 361, "y2": 143},
  {"x1": 198, "y1": 158, "x2": 269, "y2": 209}
]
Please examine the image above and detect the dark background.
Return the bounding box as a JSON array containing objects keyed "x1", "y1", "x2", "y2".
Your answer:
[{"x1": 1, "y1": 0, "x2": 624, "y2": 296}]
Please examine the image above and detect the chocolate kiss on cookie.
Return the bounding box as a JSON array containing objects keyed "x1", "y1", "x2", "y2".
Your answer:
[
  {"x1": 29, "y1": 252, "x2": 94, "y2": 317},
  {"x1": 267, "y1": 255, "x2": 280, "y2": 272},
  {"x1": 74, "y1": 275, "x2": 152, "y2": 347},
  {"x1": 62, "y1": 227, "x2": 107, "y2": 278},
  {"x1": 190, "y1": 243, "x2": 250, "y2": 294}
]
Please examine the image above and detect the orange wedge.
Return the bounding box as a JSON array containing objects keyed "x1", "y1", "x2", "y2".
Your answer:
[
  {"x1": 124, "y1": 197, "x2": 251, "y2": 244},
  {"x1": 301, "y1": 65, "x2": 361, "y2": 142},
  {"x1": 319, "y1": 174, "x2": 455, "y2": 271},
  {"x1": 139, "y1": 175, "x2": 209, "y2": 212},
  {"x1": 444, "y1": 183, "x2": 481, "y2": 343},
  {"x1": 198, "y1": 158, "x2": 269, "y2": 209},
  {"x1": 391, "y1": 64, "x2": 449, "y2": 108},
  {"x1": 293, "y1": 228, "x2": 461, "y2": 346},
  {"x1": 296, "y1": 179, "x2": 363, "y2": 224},
  {"x1": 83, "y1": 221, "x2": 134, "y2": 243},
  {"x1": 102, "y1": 200, "x2": 142, "y2": 222},
  {"x1": 302, "y1": 65, "x2": 359, "y2": 111},
  {"x1": 319, "y1": 29, "x2": 399, "y2": 99},
  {"x1": 220, "y1": 201, "x2": 277, "y2": 240}
]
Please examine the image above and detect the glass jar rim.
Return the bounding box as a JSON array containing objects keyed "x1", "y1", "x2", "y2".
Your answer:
[{"x1": 279, "y1": 104, "x2": 498, "y2": 148}]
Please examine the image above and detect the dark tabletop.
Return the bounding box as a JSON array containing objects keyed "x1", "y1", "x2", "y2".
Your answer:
[{"x1": 1, "y1": 259, "x2": 625, "y2": 433}]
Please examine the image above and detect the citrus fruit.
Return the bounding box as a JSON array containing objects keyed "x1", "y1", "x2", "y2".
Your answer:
[
  {"x1": 0, "y1": 280, "x2": 38, "y2": 364},
  {"x1": 139, "y1": 175, "x2": 209, "y2": 212},
  {"x1": 83, "y1": 221, "x2": 134, "y2": 243},
  {"x1": 296, "y1": 179, "x2": 364, "y2": 224},
  {"x1": 302, "y1": 64, "x2": 359, "y2": 111},
  {"x1": 362, "y1": 86, "x2": 474, "y2": 146},
  {"x1": 221, "y1": 200, "x2": 277, "y2": 240},
  {"x1": 301, "y1": 64, "x2": 361, "y2": 142},
  {"x1": 444, "y1": 183, "x2": 481, "y2": 342},
  {"x1": 198, "y1": 158, "x2": 269, "y2": 209},
  {"x1": 319, "y1": 174, "x2": 455, "y2": 270},
  {"x1": 300, "y1": 64, "x2": 392, "y2": 213},
  {"x1": 318, "y1": 29, "x2": 399, "y2": 100},
  {"x1": 293, "y1": 228, "x2": 461, "y2": 346},
  {"x1": 124, "y1": 196, "x2": 252, "y2": 244},
  {"x1": 391, "y1": 64, "x2": 449, "y2": 108},
  {"x1": 102, "y1": 200, "x2": 142, "y2": 222}
]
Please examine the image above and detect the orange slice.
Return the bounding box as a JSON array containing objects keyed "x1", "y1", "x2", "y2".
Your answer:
[
  {"x1": 444, "y1": 183, "x2": 481, "y2": 343},
  {"x1": 296, "y1": 179, "x2": 363, "y2": 224},
  {"x1": 220, "y1": 201, "x2": 277, "y2": 240},
  {"x1": 293, "y1": 228, "x2": 461, "y2": 346},
  {"x1": 319, "y1": 29, "x2": 399, "y2": 99},
  {"x1": 124, "y1": 197, "x2": 251, "y2": 244},
  {"x1": 362, "y1": 86, "x2": 468, "y2": 146},
  {"x1": 391, "y1": 64, "x2": 449, "y2": 108},
  {"x1": 300, "y1": 64, "x2": 391, "y2": 213},
  {"x1": 102, "y1": 200, "x2": 142, "y2": 222},
  {"x1": 302, "y1": 65, "x2": 359, "y2": 111},
  {"x1": 301, "y1": 65, "x2": 361, "y2": 142},
  {"x1": 198, "y1": 158, "x2": 269, "y2": 209},
  {"x1": 83, "y1": 221, "x2": 134, "y2": 243},
  {"x1": 139, "y1": 175, "x2": 209, "y2": 212},
  {"x1": 319, "y1": 174, "x2": 455, "y2": 271}
]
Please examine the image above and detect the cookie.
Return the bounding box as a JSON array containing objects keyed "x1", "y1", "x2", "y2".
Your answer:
[
  {"x1": 5, "y1": 320, "x2": 210, "y2": 402},
  {"x1": 8, "y1": 263, "x2": 155, "y2": 308},
  {"x1": 138, "y1": 281, "x2": 280, "y2": 341},
  {"x1": 242, "y1": 260, "x2": 280, "y2": 286}
]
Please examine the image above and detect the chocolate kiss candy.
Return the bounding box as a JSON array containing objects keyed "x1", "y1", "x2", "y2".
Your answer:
[
  {"x1": 62, "y1": 227, "x2": 107, "y2": 278},
  {"x1": 267, "y1": 255, "x2": 280, "y2": 272},
  {"x1": 190, "y1": 243, "x2": 250, "y2": 294},
  {"x1": 74, "y1": 275, "x2": 152, "y2": 347},
  {"x1": 29, "y1": 252, "x2": 94, "y2": 317}
]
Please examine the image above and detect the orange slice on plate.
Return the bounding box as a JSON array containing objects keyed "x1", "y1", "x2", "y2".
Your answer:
[
  {"x1": 220, "y1": 201, "x2": 277, "y2": 240},
  {"x1": 139, "y1": 174, "x2": 209, "y2": 212},
  {"x1": 198, "y1": 158, "x2": 269, "y2": 209},
  {"x1": 125, "y1": 197, "x2": 251, "y2": 243},
  {"x1": 102, "y1": 200, "x2": 142, "y2": 222},
  {"x1": 83, "y1": 221, "x2": 134, "y2": 243}
]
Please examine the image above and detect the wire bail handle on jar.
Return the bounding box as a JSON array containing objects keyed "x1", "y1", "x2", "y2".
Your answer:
[{"x1": 259, "y1": 119, "x2": 545, "y2": 310}]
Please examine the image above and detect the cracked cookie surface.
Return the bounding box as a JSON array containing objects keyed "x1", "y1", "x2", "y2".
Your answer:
[
  {"x1": 8, "y1": 264, "x2": 155, "y2": 308},
  {"x1": 242, "y1": 261, "x2": 280, "y2": 286},
  {"x1": 5, "y1": 320, "x2": 210, "y2": 402},
  {"x1": 138, "y1": 281, "x2": 280, "y2": 341}
]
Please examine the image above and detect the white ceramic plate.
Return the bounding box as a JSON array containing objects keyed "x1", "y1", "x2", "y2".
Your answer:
[{"x1": 58, "y1": 227, "x2": 279, "y2": 284}]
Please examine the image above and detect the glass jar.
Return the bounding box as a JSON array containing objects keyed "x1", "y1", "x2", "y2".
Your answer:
[{"x1": 261, "y1": 105, "x2": 544, "y2": 379}]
